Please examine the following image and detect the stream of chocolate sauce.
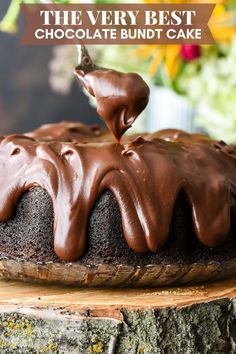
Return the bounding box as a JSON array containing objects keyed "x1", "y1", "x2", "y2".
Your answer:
[
  {"x1": 0, "y1": 122, "x2": 236, "y2": 261},
  {"x1": 75, "y1": 67, "x2": 150, "y2": 141}
]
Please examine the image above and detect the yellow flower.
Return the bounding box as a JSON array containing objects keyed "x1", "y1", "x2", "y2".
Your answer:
[
  {"x1": 133, "y1": 45, "x2": 181, "y2": 79},
  {"x1": 133, "y1": 0, "x2": 236, "y2": 79},
  {"x1": 210, "y1": 3, "x2": 236, "y2": 43}
]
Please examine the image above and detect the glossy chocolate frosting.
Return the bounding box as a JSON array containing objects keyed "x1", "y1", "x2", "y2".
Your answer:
[
  {"x1": 75, "y1": 67, "x2": 150, "y2": 141},
  {"x1": 0, "y1": 121, "x2": 235, "y2": 261}
]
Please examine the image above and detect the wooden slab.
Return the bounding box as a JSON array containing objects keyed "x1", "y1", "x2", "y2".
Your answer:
[
  {"x1": 0, "y1": 276, "x2": 235, "y2": 312},
  {"x1": 0, "y1": 278, "x2": 235, "y2": 353}
]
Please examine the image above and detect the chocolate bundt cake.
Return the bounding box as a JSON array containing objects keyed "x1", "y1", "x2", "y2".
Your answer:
[
  {"x1": 0, "y1": 48, "x2": 235, "y2": 287},
  {"x1": 0, "y1": 121, "x2": 236, "y2": 287}
]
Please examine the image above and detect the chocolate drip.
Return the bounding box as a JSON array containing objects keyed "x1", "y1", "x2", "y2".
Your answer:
[
  {"x1": 0, "y1": 122, "x2": 235, "y2": 261},
  {"x1": 75, "y1": 67, "x2": 150, "y2": 141}
]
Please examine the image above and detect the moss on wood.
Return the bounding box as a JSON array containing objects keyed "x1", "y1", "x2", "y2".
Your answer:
[{"x1": 0, "y1": 298, "x2": 234, "y2": 353}]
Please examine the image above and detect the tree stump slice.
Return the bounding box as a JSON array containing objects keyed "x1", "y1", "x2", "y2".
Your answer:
[{"x1": 0, "y1": 278, "x2": 236, "y2": 353}]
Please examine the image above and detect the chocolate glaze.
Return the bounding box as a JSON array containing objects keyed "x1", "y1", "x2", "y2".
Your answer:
[
  {"x1": 75, "y1": 67, "x2": 150, "y2": 141},
  {"x1": 0, "y1": 121, "x2": 235, "y2": 261},
  {"x1": 27, "y1": 121, "x2": 109, "y2": 143}
]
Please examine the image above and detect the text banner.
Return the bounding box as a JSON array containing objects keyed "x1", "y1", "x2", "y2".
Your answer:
[{"x1": 21, "y1": 3, "x2": 215, "y2": 45}]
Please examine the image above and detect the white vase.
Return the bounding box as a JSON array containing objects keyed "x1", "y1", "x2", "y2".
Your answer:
[{"x1": 145, "y1": 86, "x2": 200, "y2": 133}]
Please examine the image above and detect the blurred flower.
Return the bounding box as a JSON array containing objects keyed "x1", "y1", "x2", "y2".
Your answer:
[
  {"x1": 177, "y1": 39, "x2": 236, "y2": 143},
  {"x1": 133, "y1": 0, "x2": 236, "y2": 80},
  {"x1": 132, "y1": 44, "x2": 181, "y2": 80},
  {"x1": 210, "y1": 2, "x2": 236, "y2": 43},
  {"x1": 180, "y1": 45, "x2": 201, "y2": 61}
]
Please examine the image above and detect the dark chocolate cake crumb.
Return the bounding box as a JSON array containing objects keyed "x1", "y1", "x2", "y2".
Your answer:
[
  {"x1": 0, "y1": 188, "x2": 55, "y2": 262},
  {"x1": 0, "y1": 187, "x2": 235, "y2": 265}
]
